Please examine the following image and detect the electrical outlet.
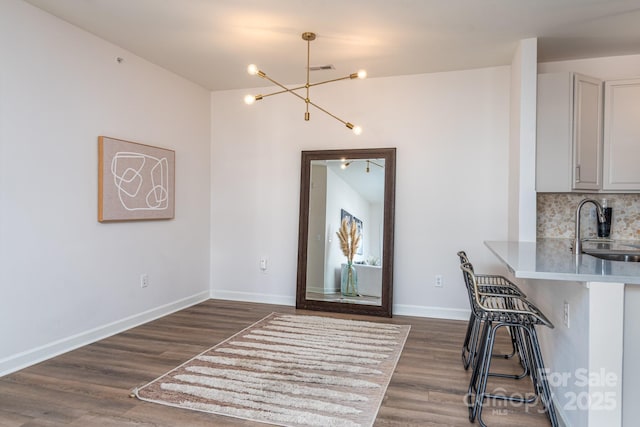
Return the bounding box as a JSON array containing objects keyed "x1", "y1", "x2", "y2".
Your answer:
[
  {"x1": 259, "y1": 258, "x2": 268, "y2": 271},
  {"x1": 140, "y1": 273, "x2": 149, "y2": 288},
  {"x1": 563, "y1": 301, "x2": 570, "y2": 328},
  {"x1": 435, "y1": 275, "x2": 443, "y2": 287}
]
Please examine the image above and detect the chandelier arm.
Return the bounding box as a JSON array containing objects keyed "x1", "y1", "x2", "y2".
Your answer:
[
  {"x1": 307, "y1": 75, "x2": 355, "y2": 88},
  {"x1": 260, "y1": 85, "x2": 307, "y2": 98},
  {"x1": 307, "y1": 100, "x2": 349, "y2": 126},
  {"x1": 261, "y1": 74, "x2": 308, "y2": 103}
]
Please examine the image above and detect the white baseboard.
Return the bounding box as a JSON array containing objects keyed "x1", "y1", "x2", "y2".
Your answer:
[
  {"x1": 392, "y1": 304, "x2": 471, "y2": 321},
  {"x1": 211, "y1": 289, "x2": 296, "y2": 307},
  {"x1": 0, "y1": 291, "x2": 210, "y2": 377},
  {"x1": 306, "y1": 285, "x2": 339, "y2": 294},
  {"x1": 211, "y1": 290, "x2": 471, "y2": 321}
]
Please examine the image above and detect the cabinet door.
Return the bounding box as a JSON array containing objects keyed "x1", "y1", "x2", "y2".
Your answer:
[
  {"x1": 603, "y1": 79, "x2": 640, "y2": 190},
  {"x1": 536, "y1": 73, "x2": 573, "y2": 192},
  {"x1": 572, "y1": 74, "x2": 603, "y2": 190}
]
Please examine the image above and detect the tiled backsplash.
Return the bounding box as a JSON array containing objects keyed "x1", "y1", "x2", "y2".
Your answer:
[{"x1": 537, "y1": 193, "x2": 640, "y2": 240}]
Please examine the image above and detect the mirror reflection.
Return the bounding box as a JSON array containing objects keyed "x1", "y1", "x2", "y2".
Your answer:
[{"x1": 306, "y1": 158, "x2": 385, "y2": 306}]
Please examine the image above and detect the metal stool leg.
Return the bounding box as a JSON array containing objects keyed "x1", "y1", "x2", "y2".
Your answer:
[
  {"x1": 527, "y1": 326, "x2": 559, "y2": 427},
  {"x1": 467, "y1": 319, "x2": 491, "y2": 421},
  {"x1": 473, "y1": 322, "x2": 499, "y2": 426},
  {"x1": 461, "y1": 312, "x2": 476, "y2": 369}
]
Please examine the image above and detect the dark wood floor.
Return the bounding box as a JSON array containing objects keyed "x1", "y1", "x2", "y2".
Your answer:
[{"x1": 0, "y1": 300, "x2": 552, "y2": 426}]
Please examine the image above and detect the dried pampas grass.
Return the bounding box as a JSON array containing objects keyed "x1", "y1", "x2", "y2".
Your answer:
[{"x1": 336, "y1": 217, "x2": 360, "y2": 263}]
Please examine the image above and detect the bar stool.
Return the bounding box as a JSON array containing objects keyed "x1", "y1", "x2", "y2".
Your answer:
[
  {"x1": 458, "y1": 257, "x2": 531, "y2": 385},
  {"x1": 457, "y1": 251, "x2": 525, "y2": 370},
  {"x1": 461, "y1": 263, "x2": 558, "y2": 427}
]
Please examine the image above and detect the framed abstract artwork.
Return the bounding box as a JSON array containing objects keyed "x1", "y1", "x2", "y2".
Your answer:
[{"x1": 98, "y1": 136, "x2": 175, "y2": 222}]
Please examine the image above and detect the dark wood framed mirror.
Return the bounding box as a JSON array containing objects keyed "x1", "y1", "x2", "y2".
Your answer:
[{"x1": 296, "y1": 148, "x2": 396, "y2": 317}]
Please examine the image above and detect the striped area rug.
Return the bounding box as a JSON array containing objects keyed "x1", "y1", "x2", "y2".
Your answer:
[{"x1": 135, "y1": 312, "x2": 410, "y2": 427}]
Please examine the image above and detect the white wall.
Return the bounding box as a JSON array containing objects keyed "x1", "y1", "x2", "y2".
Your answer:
[
  {"x1": 623, "y1": 285, "x2": 640, "y2": 427},
  {"x1": 508, "y1": 38, "x2": 538, "y2": 242},
  {"x1": 0, "y1": 0, "x2": 211, "y2": 375},
  {"x1": 306, "y1": 164, "x2": 327, "y2": 292},
  {"x1": 369, "y1": 202, "x2": 383, "y2": 262},
  {"x1": 211, "y1": 66, "x2": 511, "y2": 318}
]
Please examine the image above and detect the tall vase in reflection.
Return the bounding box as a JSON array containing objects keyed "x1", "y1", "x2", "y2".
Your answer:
[
  {"x1": 336, "y1": 216, "x2": 361, "y2": 297},
  {"x1": 341, "y1": 262, "x2": 359, "y2": 297}
]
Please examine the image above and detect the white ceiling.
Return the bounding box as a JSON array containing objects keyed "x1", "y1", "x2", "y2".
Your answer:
[
  {"x1": 325, "y1": 159, "x2": 385, "y2": 204},
  {"x1": 24, "y1": 0, "x2": 640, "y2": 91}
]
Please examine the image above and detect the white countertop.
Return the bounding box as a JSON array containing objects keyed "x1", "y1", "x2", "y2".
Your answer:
[{"x1": 484, "y1": 238, "x2": 640, "y2": 284}]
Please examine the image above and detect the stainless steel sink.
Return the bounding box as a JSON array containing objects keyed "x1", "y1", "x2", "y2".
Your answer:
[{"x1": 583, "y1": 250, "x2": 640, "y2": 262}]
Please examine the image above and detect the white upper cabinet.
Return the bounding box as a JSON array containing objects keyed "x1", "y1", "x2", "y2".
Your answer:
[
  {"x1": 603, "y1": 78, "x2": 640, "y2": 190},
  {"x1": 573, "y1": 74, "x2": 603, "y2": 190},
  {"x1": 536, "y1": 72, "x2": 603, "y2": 192}
]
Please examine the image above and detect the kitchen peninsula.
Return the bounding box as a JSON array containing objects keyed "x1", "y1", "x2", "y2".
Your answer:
[{"x1": 485, "y1": 239, "x2": 640, "y2": 427}]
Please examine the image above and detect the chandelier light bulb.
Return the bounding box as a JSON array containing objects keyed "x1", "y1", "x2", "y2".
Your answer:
[
  {"x1": 357, "y1": 70, "x2": 367, "y2": 79},
  {"x1": 247, "y1": 64, "x2": 259, "y2": 75},
  {"x1": 352, "y1": 126, "x2": 363, "y2": 135},
  {"x1": 244, "y1": 94, "x2": 256, "y2": 105}
]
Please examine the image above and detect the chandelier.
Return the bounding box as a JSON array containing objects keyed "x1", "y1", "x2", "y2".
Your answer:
[
  {"x1": 244, "y1": 32, "x2": 366, "y2": 135},
  {"x1": 341, "y1": 159, "x2": 384, "y2": 173}
]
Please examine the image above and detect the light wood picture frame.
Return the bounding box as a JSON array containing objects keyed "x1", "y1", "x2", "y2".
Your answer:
[{"x1": 98, "y1": 136, "x2": 175, "y2": 222}]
